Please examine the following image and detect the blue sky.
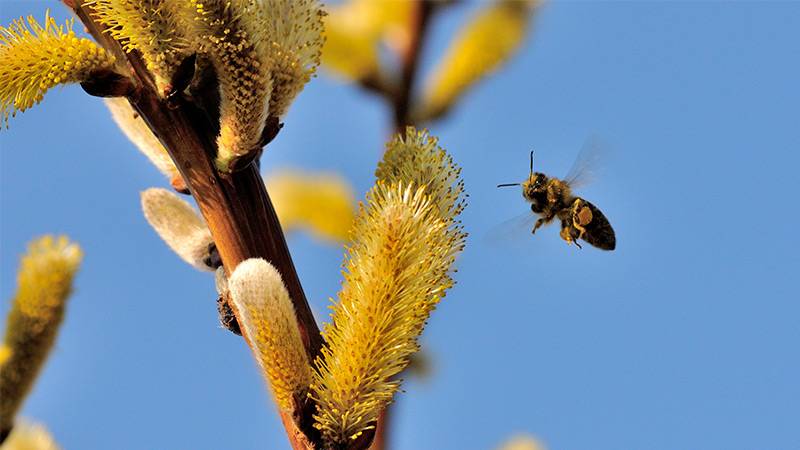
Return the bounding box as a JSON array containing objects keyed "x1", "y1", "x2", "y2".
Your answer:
[{"x1": 1, "y1": 1, "x2": 799, "y2": 449}]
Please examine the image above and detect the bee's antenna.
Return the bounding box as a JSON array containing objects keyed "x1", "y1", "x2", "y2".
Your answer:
[
  {"x1": 530, "y1": 150, "x2": 535, "y2": 176},
  {"x1": 497, "y1": 183, "x2": 520, "y2": 188}
]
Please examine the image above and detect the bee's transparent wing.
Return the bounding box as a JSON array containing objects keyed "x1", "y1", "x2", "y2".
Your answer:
[
  {"x1": 563, "y1": 137, "x2": 609, "y2": 189},
  {"x1": 483, "y1": 211, "x2": 538, "y2": 246}
]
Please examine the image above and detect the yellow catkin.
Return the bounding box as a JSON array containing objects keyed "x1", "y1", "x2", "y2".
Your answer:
[
  {"x1": 88, "y1": 0, "x2": 187, "y2": 96},
  {"x1": 0, "y1": 11, "x2": 115, "y2": 127},
  {"x1": 418, "y1": 0, "x2": 539, "y2": 120},
  {"x1": 227, "y1": 258, "x2": 311, "y2": 412},
  {"x1": 311, "y1": 128, "x2": 466, "y2": 446},
  {"x1": 104, "y1": 98, "x2": 180, "y2": 183},
  {"x1": 140, "y1": 188, "x2": 215, "y2": 271},
  {"x1": 496, "y1": 434, "x2": 547, "y2": 450},
  {"x1": 251, "y1": 0, "x2": 325, "y2": 117},
  {"x1": 2, "y1": 420, "x2": 61, "y2": 450},
  {"x1": 177, "y1": 0, "x2": 273, "y2": 171},
  {"x1": 321, "y1": 0, "x2": 411, "y2": 80},
  {"x1": 265, "y1": 170, "x2": 355, "y2": 243},
  {"x1": 0, "y1": 236, "x2": 82, "y2": 436}
]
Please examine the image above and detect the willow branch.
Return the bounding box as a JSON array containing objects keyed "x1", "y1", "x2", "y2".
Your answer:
[
  {"x1": 392, "y1": 1, "x2": 434, "y2": 133},
  {"x1": 62, "y1": 2, "x2": 322, "y2": 448}
]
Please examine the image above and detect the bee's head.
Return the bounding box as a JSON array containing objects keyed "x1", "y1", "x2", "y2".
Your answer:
[
  {"x1": 521, "y1": 172, "x2": 548, "y2": 201},
  {"x1": 497, "y1": 150, "x2": 544, "y2": 198}
]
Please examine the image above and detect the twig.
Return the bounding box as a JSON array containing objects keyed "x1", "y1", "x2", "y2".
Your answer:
[
  {"x1": 392, "y1": 1, "x2": 435, "y2": 134},
  {"x1": 62, "y1": 2, "x2": 322, "y2": 448}
]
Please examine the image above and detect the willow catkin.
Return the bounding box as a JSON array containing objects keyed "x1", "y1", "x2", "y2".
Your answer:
[{"x1": 0, "y1": 236, "x2": 82, "y2": 435}]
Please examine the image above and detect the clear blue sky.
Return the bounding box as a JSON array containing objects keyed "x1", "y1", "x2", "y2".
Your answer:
[{"x1": 2, "y1": 1, "x2": 799, "y2": 449}]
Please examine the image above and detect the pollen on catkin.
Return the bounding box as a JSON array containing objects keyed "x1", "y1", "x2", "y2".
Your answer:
[
  {"x1": 0, "y1": 11, "x2": 116, "y2": 127},
  {"x1": 227, "y1": 259, "x2": 311, "y2": 413},
  {"x1": 0, "y1": 236, "x2": 82, "y2": 436},
  {"x1": 140, "y1": 188, "x2": 215, "y2": 271},
  {"x1": 177, "y1": 0, "x2": 273, "y2": 172},
  {"x1": 418, "y1": 0, "x2": 538, "y2": 121},
  {"x1": 88, "y1": 0, "x2": 187, "y2": 96},
  {"x1": 251, "y1": 0, "x2": 325, "y2": 117},
  {"x1": 377, "y1": 126, "x2": 466, "y2": 219},
  {"x1": 104, "y1": 98, "x2": 181, "y2": 184}
]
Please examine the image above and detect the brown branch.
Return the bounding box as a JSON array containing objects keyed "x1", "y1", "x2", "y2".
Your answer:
[
  {"x1": 392, "y1": 1, "x2": 435, "y2": 134},
  {"x1": 63, "y1": 2, "x2": 322, "y2": 448}
]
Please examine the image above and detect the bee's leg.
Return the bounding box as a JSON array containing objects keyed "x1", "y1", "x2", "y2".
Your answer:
[
  {"x1": 571, "y1": 199, "x2": 591, "y2": 242},
  {"x1": 532, "y1": 213, "x2": 555, "y2": 234},
  {"x1": 532, "y1": 218, "x2": 546, "y2": 234},
  {"x1": 559, "y1": 219, "x2": 580, "y2": 247}
]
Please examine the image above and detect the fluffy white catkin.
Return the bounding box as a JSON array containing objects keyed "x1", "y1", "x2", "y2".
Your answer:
[
  {"x1": 140, "y1": 188, "x2": 214, "y2": 271},
  {"x1": 228, "y1": 258, "x2": 311, "y2": 411}
]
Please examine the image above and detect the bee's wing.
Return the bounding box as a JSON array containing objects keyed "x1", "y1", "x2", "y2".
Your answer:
[
  {"x1": 483, "y1": 211, "x2": 538, "y2": 246},
  {"x1": 563, "y1": 137, "x2": 609, "y2": 189}
]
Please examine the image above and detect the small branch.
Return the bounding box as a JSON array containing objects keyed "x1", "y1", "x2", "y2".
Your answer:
[
  {"x1": 63, "y1": 2, "x2": 322, "y2": 448},
  {"x1": 368, "y1": 409, "x2": 391, "y2": 450},
  {"x1": 358, "y1": 71, "x2": 398, "y2": 99},
  {"x1": 392, "y1": 1, "x2": 435, "y2": 133}
]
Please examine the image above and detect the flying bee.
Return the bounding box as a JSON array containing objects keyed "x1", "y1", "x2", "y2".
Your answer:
[{"x1": 497, "y1": 149, "x2": 616, "y2": 250}]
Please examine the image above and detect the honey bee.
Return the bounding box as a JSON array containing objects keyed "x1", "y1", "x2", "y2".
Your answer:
[{"x1": 497, "y1": 149, "x2": 616, "y2": 250}]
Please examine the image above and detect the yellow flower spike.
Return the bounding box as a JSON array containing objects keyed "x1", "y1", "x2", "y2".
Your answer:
[
  {"x1": 417, "y1": 0, "x2": 540, "y2": 121},
  {"x1": 311, "y1": 129, "x2": 466, "y2": 446},
  {"x1": 177, "y1": 0, "x2": 273, "y2": 171},
  {"x1": 251, "y1": 0, "x2": 325, "y2": 117},
  {"x1": 0, "y1": 236, "x2": 83, "y2": 436},
  {"x1": 227, "y1": 258, "x2": 312, "y2": 413},
  {"x1": 2, "y1": 420, "x2": 60, "y2": 450},
  {"x1": 140, "y1": 188, "x2": 215, "y2": 272},
  {"x1": 104, "y1": 98, "x2": 181, "y2": 184},
  {"x1": 311, "y1": 182, "x2": 466, "y2": 446},
  {"x1": 321, "y1": 0, "x2": 412, "y2": 81},
  {"x1": 88, "y1": 0, "x2": 187, "y2": 96},
  {"x1": 496, "y1": 434, "x2": 547, "y2": 450},
  {"x1": 0, "y1": 11, "x2": 116, "y2": 127},
  {"x1": 265, "y1": 170, "x2": 356, "y2": 243}
]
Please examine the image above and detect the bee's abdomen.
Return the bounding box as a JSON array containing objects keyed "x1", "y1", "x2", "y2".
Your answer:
[{"x1": 573, "y1": 198, "x2": 616, "y2": 250}]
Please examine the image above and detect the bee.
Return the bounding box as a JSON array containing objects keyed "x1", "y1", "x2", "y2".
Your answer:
[{"x1": 497, "y1": 149, "x2": 616, "y2": 250}]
